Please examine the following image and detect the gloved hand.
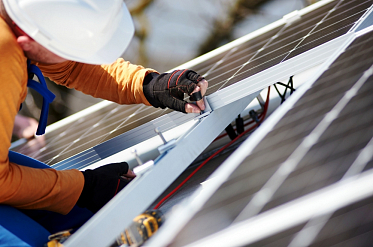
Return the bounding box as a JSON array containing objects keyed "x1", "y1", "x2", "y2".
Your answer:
[
  {"x1": 77, "y1": 162, "x2": 136, "y2": 213},
  {"x1": 143, "y1": 69, "x2": 208, "y2": 113}
]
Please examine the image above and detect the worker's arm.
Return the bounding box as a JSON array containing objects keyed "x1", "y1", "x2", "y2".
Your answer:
[
  {"x1": 37, "y1": 59, "x2": 158, "y2": 105},
  {"x1": 37, "y1": 59, "x2": 208, "y2": 113},
  {"x1": 0, "y1": 19, "x2": 84, "y2": 215}
]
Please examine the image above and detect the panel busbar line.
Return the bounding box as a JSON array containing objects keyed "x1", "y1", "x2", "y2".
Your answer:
[
  {"x1": 10, "y1": 0, "x2": 370, "y2": 171},
  {"x1": 151, "y1": 23, "x2": 373, "y2": 247}
]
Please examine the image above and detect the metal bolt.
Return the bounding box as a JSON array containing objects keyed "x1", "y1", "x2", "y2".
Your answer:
[
  {"x1": 155, "y1": 127, "x2": 167, "y2": 144},
  {"x1": 131, "y1": 149, "x2": 143, "y2": 166}
]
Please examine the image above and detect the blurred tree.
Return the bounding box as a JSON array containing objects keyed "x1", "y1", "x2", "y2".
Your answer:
[
  {"x1": 128, "y1": 0, "x2": 155, "y2": 66},
  {"x1": 197, "y1": 0, "x2": 272, "y2": 55},
  {"x1": 196, "y1": 0, "x2": 319, "y2": 55}
]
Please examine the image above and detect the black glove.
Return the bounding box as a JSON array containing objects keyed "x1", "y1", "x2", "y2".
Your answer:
[
  {"x1": 143, "y1": 69, "x2": 205, "y2": 113},
  {"x1": 77, "y1": 162, "x2": 131, "y2": 213}
]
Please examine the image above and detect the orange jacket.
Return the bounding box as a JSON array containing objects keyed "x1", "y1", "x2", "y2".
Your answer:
[{"x1": 0, "y1": 17, "x2": 157, "y2": 214}]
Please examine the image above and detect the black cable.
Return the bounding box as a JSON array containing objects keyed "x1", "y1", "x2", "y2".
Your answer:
[{"x1": 274, "y1": 75, "x2": 296, "y2": 104}]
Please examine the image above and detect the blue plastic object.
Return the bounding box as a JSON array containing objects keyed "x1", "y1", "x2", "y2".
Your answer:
[{"x1": 26, "y1": 60, "x2": 55, "y2": 135}]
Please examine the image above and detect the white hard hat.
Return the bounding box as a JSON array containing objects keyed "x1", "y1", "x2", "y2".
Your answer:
[{"x1": 3, "y1": 0, "x2": 134, "y2": 64}]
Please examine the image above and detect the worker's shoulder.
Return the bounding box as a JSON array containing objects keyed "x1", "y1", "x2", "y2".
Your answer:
[{"x1": 0, "y1": 18, "x2": 23, "y2": 58}]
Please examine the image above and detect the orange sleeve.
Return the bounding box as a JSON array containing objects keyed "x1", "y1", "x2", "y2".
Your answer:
[
  {"x1": 1, "y1": 164, "x2": 84, "y2": 214},
  {"x1": 0, "y1": 18, "x2": 84, "y2": 215},
  {"x1": 37, "y1": 59, "x2": 158, "y2": 106}
]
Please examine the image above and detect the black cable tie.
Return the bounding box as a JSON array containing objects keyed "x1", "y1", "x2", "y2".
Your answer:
[
  {"x1": 236, "y1": 114, "x2": 244, "y2": 134},
  {"x1": 225, "y1": 124, "x2": 237, "y2": 140}
]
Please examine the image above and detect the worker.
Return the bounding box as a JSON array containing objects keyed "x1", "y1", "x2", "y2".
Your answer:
[{"x1": 0, "y1": 0, "x2": 207, "y2": 244}]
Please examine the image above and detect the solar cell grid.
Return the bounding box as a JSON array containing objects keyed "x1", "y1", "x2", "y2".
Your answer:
[
  {"x1": 52, "y1": 109, "x2": 196, "y2": 170},
  {"x1": 261, "y1": 75, "x2": 373, "y2": 210},
  {"x1": 45, "y1": 105, "x2": 150, "y2": 163},
  {"x1": 235, "y1": 2, "x2": 336, "y2": 75},
  {"x1": 98, "y1": 108, "x2": 172, "y2": 143},
  {"x1": 12, "y1": 103, "x2": 169, "y2": 165},
  {"x1": 12, "y1": 104, "x2": 123, "y2": 154},
  {"x1": 284, "y1": 0, "x2": 373, "y2": 60},
  {"x1": 308, "y1": 196, "x2": 373, "y2": 247},
  {"x1": 231, "y1": 28, "x2": 373, "y2": 216},
  {"x1": 164, "y1": 22, "x2": 373, "y2": 247},
  {"x1": 188, "y1": 50, "x2": 230, "y2": 76},
  {"x1": 183, "y1": 0, "x2": 368, "y2": 96},
  {"x1": 194, "y1": 26, "x2": 286, "y2": 96},
  {"x1": 244, "y1": 196, "x2": 373, "y2": 247},
  {"x1": 216, "y1": 0, "x2": 369, "y2": 88}
]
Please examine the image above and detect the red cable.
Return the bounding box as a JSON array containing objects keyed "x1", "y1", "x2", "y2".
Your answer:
[{"x1": 154, "y1": 87, "x2": 271, "y2": 209}]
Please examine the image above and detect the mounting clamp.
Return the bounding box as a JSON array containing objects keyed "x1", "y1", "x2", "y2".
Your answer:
[
  {"x1": 132, "y1": 149, "x2": 154, "y2": 176},
  {"x1": 155, "y1": 127, "x2": 177, "y2": 154}
]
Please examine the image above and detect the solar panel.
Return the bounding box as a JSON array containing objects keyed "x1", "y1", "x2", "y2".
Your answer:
[
  {"x1": 150, "y1": 16, "x2": 373, "y2": 247},
  {"x1": 60, "y1": 1, "x2": 373, "y2": 246},
  {"x1": 173, "y1": 170, "x2": 373, "y2": 247},
  {"x1": 283, "y1": 0, "x2": 372, "y2": 60},
  {"x1": 10, "y1": 0, "x2": 370, "y2": 173},
  {"x1": 250, "y1": 195, "x2": 373, "y2": 247},
  {"x1": 190, "y1": 0, "x2": 371, "y2": 90}
]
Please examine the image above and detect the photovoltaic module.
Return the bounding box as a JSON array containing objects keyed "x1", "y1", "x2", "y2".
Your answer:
[{"x1": 9, "y1": 0, "x2": 373, "y2": 246}]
